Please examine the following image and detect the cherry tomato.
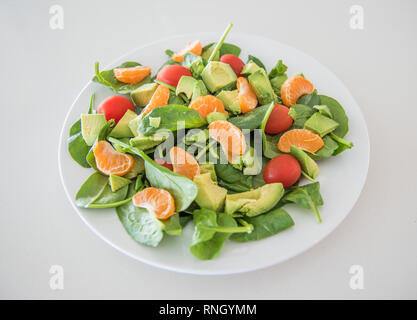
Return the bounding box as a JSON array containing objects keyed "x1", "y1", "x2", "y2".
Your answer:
[
  {"x1": 156, "y1": 65, "x2": 192, "y2": 87},
  {"x1": 154, "y1": 158, "x2": 173, "y2": 171},
  {"x1": 263, "y1": 154, "x2": 301, "y2": 187},
  {"x1": 220, "y1": 54, "x2": 245, "y2": 76},
  {"x1": 97, "y1": 95, "x2": 134, "y2": 124},
  {"x1": 264, "y1": 104, "x2": 294, "y2": 134}
]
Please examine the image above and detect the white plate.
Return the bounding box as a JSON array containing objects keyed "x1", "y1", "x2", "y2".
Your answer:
[{"x1": 58, "y1": 32, "x2": 370, "y2": 275}]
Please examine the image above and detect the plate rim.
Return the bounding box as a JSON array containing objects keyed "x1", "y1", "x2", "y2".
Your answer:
[{"x1": 58, "y1": 31, "x2": 370, "y2": 275}]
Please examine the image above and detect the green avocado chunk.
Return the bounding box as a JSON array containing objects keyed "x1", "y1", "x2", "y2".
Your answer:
[
  {"x1": 81, "y1": 113, "x2": 107, "y2": 146},
  {"x1": 199, "y1": 163, "x2": 217, "y2": 182},
  {"x1": 194, "y1": 173, "x2": 227, "y2": 212},
  {"x1": 304, "y1": 112, "x2": 339, "y2": 137},
  {"x1": 129, "y1": 132, "x2": 167, "y2": 150},
  {"x1": 248, "y1": 69, "x2": 275, "y2": 104},
  {"x1": 225, "y1": 183, "x2": 284, "y2": 217},
  {"x1": 109, "y1": 174, "x2": 132, "y2": 192},
  {"x1": 201, "y1": 61, "x2": 237, "y2": 93},
  {"x1": 290, "y1": 146, "x2": 319, "y2": 179},
  {"x1": 192, "y1": 80, "x2": 208, "y2": 101},
  {"x1": 206, "y1": 112, "x2": 228, "y2": 124},
  {"x1": 110, "y1": 109, "x2": 138, "y2": 138},
  {"x1": 176, "y1": 76, "x2": 198, "y2": 99},
  {"x1": 130, "y1": 83, "x2": 158, "y2": 107},
  {"x1": 216, "y1": 90, "x2": 241, "y2": 114}
]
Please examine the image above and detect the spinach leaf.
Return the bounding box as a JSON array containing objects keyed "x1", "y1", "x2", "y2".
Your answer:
[
  {"x1": 252, "y1": 157, "x2": 269, "y2": 188},
  {"x1": 268, "y1": 59, "x2": 288, "y2": 79},
  {"x1": 288, "y1": 104, "x2": 315, "y2": 129},
  {"x1": 330, "y1": 133, "x2": 354, "y2": 156},
  {"x1": 162, "y1": 213, "x2": 182, "y2": 236},
  {"x1": 182, "y1": 53, "x2": 205, "y2": 78},
  {"x1": 297, "y1": 90, "x2": 320, "y2": 107},
  {"x1": 108, "y1": 138, "x2": 198, "y2": 211},
  {"x1": 260, "y1": 102, "x2": 275, "y2": 158},
  {"x1": 308, "y1": 135, "x2": 339, "y2": 160},
  {"x1": 68, "y1": 94, "x2": 95, "y2": 168},
  {"x1": 228, "y1": 104, "x2": 270, "y2": 129},
  {"x1": 190, "y1": 209, "x2": 252, "y2": 260},
  {"x1": 91, "y1": 184, "x2": 129, "y2": 207},
  {"x1": 231, "y1": 208, "x2": 294, "y2": 242},
  {"x1": 247, "y1": 55, "x2": 266, "y2": 71},
  {"x1": 220, "y1": 43, "x2": 241, "y2": 56},
  {"x1": 116, "y1": 185, "x2": 164, "y2": 247},
  {"x1": 86, "y1": 119, "x2": 115, "y2": 169},
  {"x1": 215, "y1": 164, "x2": 253, "y2": 192},
  {"x1": 138, "y1": 105, "x2": 205, "y2": 136},
  {"x1": 92, "y1": 62, "x2": 151, "y2": 94},
  {"x1": 283, "y1": 182, "x2": 323, "y2": 223},
  {"x1": 179, "y1": 214, "x2": 193, "y2": 227},
  {"x1": 318, "y1": 95, "x2": 349, "y2": 137},
  {"x1": 164, "y1": 49, "x2": 174, "y2": 57},
  {"x1": 168, "y1": 91, "x2": 186, "y2": 105},
  {"x1": 263, "y1": 134, "x2": 282, "y2": 159}
]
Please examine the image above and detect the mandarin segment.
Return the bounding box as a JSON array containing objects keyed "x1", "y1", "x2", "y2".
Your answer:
[
  {"x1": 208, "y1": 120, "x2": 247, "y2": 156},
  {"x1": 237, "y1": 77, "x2": 257, "y2": 113},
  {"x1": 169, "y1": 146, "x2": 200, "y2": 180},
  {"x1": 113, "y1": 66, "x2": 151, "y2": 84},
  {"x1": 93, "y1": 140, "x2": 134, "y2": 176},
  {"x1": 132, "y1": 187, "x2": 176, "y2": 220},
  {"x1": 278, "y1": 129, "x2": 324, "y2": 153},
  {"x1": 281, "y1": 76, "x2": 314, "y2": 107},
  {"x1": 142, "y1": 84, "x2": 170, "y2": 115},
  {"x1": 189, "y1": 95, "x2": 228, "y2": 121},
  {"x1": 172, "y1": 40, "x2": 203, "y2": 62}
]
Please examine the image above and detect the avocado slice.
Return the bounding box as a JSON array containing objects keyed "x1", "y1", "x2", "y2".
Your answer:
[
  {"x1": 176, "y1": 76, "x2": 198, "y2": 100},
  {"x1": 129, "y1": 132, "x2": 167, "y2": 150},
  {"x1": 248, "y1": 69, "x2": 275, "y2": 104},
  {"x1": 313, "y1": 104, "x2": 333, "y2": 118},
  {"x1": 130, "y1": 83, "x2": 158, "y2": 107},
  {"x1": 123, "y1": 155, "x2": 145, "y2": 179},
  {"x1": 194, "y1": 173, "x2": 227, "y2": 212},
  {"x1": 201, "y1": 61, "x2": 237, "y2": 93},
  {"x1": 192, "y1": 80, "x2": 208, "y2": 101},
  {"x1": 225, "y1": 183, "x2": 284, "y2": 217},
  {"x1": 241, "y1": 61, "x2": 261, "y2": 75},
  {"x1": 290, "y1": 146, "x2": 319, "y2": 179},
  {"x1": 304, "y1": 112, "x2": 339, "y2": 137},
  {"x1": 128, "y1": 115, "x2": 143, "y2": 137},
  {"x1": 199, "y1": 163, "x2": 217, "y2": 182},
  {"x1": 216, "y1": 90, "x2": 241, "y2": 114},
  {"x1": 110, "y1": 109, "x2": 138, "y2": 138},
  {"x1": 206, "y1": 112, "x2": 228, "y2": 124},
  {"x1": 109, "y1": 174, "x2": 132, "y2": 192},
  {"x1": 81, "y1": 113, "x2": 107, "y2": 146}
]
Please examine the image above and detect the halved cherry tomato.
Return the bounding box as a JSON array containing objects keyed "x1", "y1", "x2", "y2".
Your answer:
[
  {"x1": 156, "y1": 65, "x2": 192, "y2": 87},
  {"x1": 263, "y1": 154, "x2": 301, "y2": 187},
  {"x1": 220, "y1": 54, "x2": 245, "y2": 76},
  {"x1": 97, "y1": 95, "x2": 134, "y2": 124},
  {"x1": 154, "y1": 158, "x2": 173, "y2": 171},
  {"x1": 264, "y1": 104, "x2": 294, "y2": 134}
]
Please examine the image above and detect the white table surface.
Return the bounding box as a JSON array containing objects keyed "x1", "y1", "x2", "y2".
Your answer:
[{"x1": 1, "y1": 0, "x2": 416, "y2": 299}]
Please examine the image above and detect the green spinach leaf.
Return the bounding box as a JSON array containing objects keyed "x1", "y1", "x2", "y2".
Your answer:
[
  {"x1": 247, "y1": 55, "x2": 266, "y2": 71},
  {"x1": 308, "y1": 135, "x2": 339, "y2": 160},
  {"x1": 297, "y1": 90, "x2": 320, "y2": 107},
  {"x1": 215, "y1": 164, "x2": 253, "y2": 192},
  {"x1": 138, "y1": 105, "x2": 205, "y2": 136},
  {"x1": 231, "y1": 208, "x2": 294, "y2": 242},
  {"x1": 228, "y1": 104, "x2": 270, "y2": 129},
  {"x1": 268, "y1": 59, "x2": 287, "y2": 79},
  {"x1": 330, "y1": 132, "x2": 354, "y2": 156},
  {"x1": 162, "y1": 213, "x2": 182, "y2": 236},
  {"x1": 318, "y1": 95, "x2": 349, "y2": 137},
  {"x1": 289, "y1": 104, "x2": 315, "y2": 129}
]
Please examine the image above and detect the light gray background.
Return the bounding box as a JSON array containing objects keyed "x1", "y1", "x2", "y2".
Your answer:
[{"x1": 1, "y1": 0, "x2": 416, "y2": 299}]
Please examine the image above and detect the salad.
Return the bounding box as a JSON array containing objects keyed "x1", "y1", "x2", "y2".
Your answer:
[{"x1": 67, "y1": 24, "x2": 353, "y2": 260}]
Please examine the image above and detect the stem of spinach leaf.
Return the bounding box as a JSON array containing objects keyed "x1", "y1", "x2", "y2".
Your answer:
[
  {"x1": 88, "y1": 196, "x2": 133, "y2": 209},
  {"x1": 302, "y1": 189, "x2": 322, "y2": 223},
  {"x1": 207, "y1": 23, "x2": 233, "y2": 63},
  {"x1": 88, "y1": 93, "x2": 95, "y2": 114},
  {"x1": 94, "y1": 62, "x2": 113, "y2": 88}
]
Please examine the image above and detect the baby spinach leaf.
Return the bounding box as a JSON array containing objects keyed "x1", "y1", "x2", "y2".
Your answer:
[
  {"x1": 247, "y1": 55, "x2": 266, "y2": 71},
  {"x1": 68, "y1": 94, "x2": 95, "y2": 168},
  {"x1": 308, "y1": 135, "x2": 339, "y2": 160},
  {"x1": 75, "y1": 172, "x2": 108, "y2": 208},
  {"x1": 138, "y1": 105, "x2": 205, "y2": 136},
  {"x1": 215, "y1": 164, "x2": 253, "y2": 192},
  {"x1": 93, "y1": 62, "x2": 151, "y2": 94},
  {"x1": 260, "y1": 102, "x2": 275, "y2": 157},
  {"x1": 283, "y1": 182, "x2": 323, "y2": 223},
  {"x1": 231, "y1": 208, "x2": 294, "y2": 242},
  {"x1": 190, "y1": 209, "x2": 252, "y2": 260},
  {"x1": 228, "y1": 104, "x2": 270, "y2": 129},
  {"x1": 330, "y1": 133, "x2": 354, "y2": 156},
  {"x1": 165, "y1": 49, "x2": 174, "y2": 57},
  {"x1": 108, "y1": 138, "x2": 198, "y2": 211},
  {"x1": 268, "y1": 59, "x2": 288, "y2": 79},
  {"x1": 318, "y1": 95, "x2": 349, "y2": 137},
  {"x1": 297, "y1": 90, "x2": 320, "y2": 107},
  {"x1": 219, "y1": 43, "x2": 241, "y2": 56},
  {"x1": 116, "y1": 187, "x2": 164, "y2": 247},
  {"x1": 263, "y1": 134, "x2": 282, "y2": 159},
  {"x1": 86, "y1": 119, "x2": 115, "y2": 169},
  {"x1": 179, "y1": 214, "x2": 193, "y2": 227},
  {"x1": 252, "y1": 157, "x2": 269, "y2": 188},
  {"x1": 168, "y1": 91, "x2": 187, "y2": 105},
  {"x1": 288, "y1": 104, "x2": 315, "y2": 129},
  {"x1": 91, "y1": 184, "x2": 129, "y2": 207},
  {"x1": 162, "y1": 213, "x2": 182, "y2": 236}
]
